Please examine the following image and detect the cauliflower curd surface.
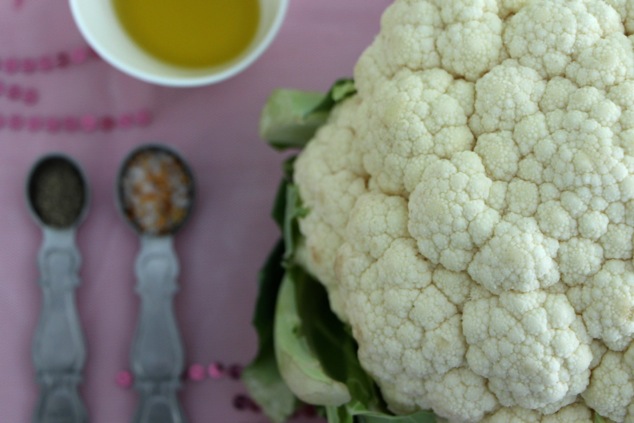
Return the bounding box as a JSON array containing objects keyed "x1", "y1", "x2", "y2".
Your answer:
[{"x1": 292, "y1": 0, "x2": 634, "y2": 421}]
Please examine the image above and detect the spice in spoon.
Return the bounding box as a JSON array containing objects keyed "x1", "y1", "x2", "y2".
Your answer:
[
  {"x1": 120, "y1": 148, "x2": 193, "y2": 236},
  {"x1": 29, "y1": 157, "x2": 86, "y2": 228}
]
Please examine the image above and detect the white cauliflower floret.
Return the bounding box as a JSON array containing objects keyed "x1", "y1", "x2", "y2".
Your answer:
[
  {"x1": 582, "y1": 347, "x2": 634, "y2": 421},
  {"x1": 503, "y1": 0, "x2": 578, "y2": 78},
  {"x1": 437, "y1": 14, "x2": 504, "y2": 81},
  {"x1": 462, "y1": 291, "x2": 592, "y2": 410},
  {"x1": 481, "y1": 402, "x2": 594, "y2": 422},
  {"x1": 288, "y1": 0, "x2": 634, "y2": 421},
  {"x1": 600, "y1": 223, "x2": 634, "y2": 258},
  {"x1": 409, "y1": 152, "x2": 499, "y2": 272},
  {"x1": 473, "y1": 131, "x2": 519, "y2": 181},
  {"x1": 433, "y1": 0, "x2": 506, "y2": 85},
  {"x1": 360, "y1": 68, "x2": 474, "y2": 196},
  {"x1": 469, "y1": 60, "x2": 546, "y2": 135},
  {"x1": 578, "y1": 210, "x2": 610, "y2": 239},
  {"x1": 354, "y1": 0, "x2": 443, "y2": 93},
  {"x1": 577, "y1": 260, "x2": 634, "y2": 351},
  {"x1": 536, "y1": 200, "x2": 577, "y2": 240},
  {"x1": 346, "y1": 192, "x2": 409, "y2": 259},
  {"x1": 425, "y1": 368, "x2": 498, "y2": 422},
  {"x1": 566, "y1": 33, "x2": 634, "y2": 89},
  {"x1": 468, "y1": 215, "x2": 559, "y2": 293},
  {"x1": 556, "y1": 237, "x2": 603, "y2": 286}
]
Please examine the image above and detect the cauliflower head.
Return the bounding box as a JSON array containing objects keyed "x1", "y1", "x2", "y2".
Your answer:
[{"x1": 292, "y1": 0, "x2": 634, "y2": 421}]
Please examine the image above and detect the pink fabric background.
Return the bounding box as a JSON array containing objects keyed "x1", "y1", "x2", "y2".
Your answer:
[{"x1": 0, "y1": 1, "x2": 391, "y2": 422}]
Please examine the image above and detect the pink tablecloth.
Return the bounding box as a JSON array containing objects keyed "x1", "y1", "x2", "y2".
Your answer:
[{"x1": 0, "y1": 1, "x2": 390, "y2": 422}]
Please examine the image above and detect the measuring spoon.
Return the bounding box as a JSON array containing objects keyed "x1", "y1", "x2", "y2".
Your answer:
[
  {"x1": 26, "y1": 153, "x2": 89, "y2": 423},
  {"x1": 117, "y1": 144, "x2": 194, "y2": 423}
]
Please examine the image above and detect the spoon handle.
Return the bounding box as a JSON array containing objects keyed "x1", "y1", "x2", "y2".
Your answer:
[
  {"x1": 131, "y1": 236, "x2": 187, "y2": 423},
  {"x1": 32, "y1": 229, "x2": 88, "y2": 423}
]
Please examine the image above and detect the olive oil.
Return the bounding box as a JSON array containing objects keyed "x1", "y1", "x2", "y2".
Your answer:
[{"x1": 113, "y1": 0, "x2": 260, "y2": 68}]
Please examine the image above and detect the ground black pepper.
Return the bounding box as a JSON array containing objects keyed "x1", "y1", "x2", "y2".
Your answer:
[{"x1": 29, "y1": 157, "x2": 85, "y2": 228}]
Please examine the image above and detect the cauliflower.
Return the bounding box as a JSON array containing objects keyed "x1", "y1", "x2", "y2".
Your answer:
[{"x1": 247, "y1": 0, "x2": 634, "y2": 422}]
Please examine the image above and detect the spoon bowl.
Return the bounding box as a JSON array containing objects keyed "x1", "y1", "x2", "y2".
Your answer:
[
  {"x1": 27, "y1": 154, "x2": 89, "y2": 229},
  {"x1": 117, "y1": 144, "x2": 194, "y2": 237}
]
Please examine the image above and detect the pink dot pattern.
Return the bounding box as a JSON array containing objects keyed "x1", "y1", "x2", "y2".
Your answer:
[
  {"x1": 0, "y1": 109, "x2": 153, "y2": 133},
  {"x1": 187, "y1": 364, "x2": 207, "y2": 382},
  {"x1": 115, "y1": 371, "x2": 133, "y2": 389},
  {"x1": 0, "y1": 46, "x2": 97, "y2": 75},
  {"x1": 0, "y1": 44, "x2": 153, "y2": 134}
]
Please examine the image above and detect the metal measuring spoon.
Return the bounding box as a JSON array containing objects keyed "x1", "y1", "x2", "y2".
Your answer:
[
  {"x1": 26, "y1": 154, "x2": 89, "y2": 423},
  {"x1": 117, "y1": 144, "x2": 194, "y2": 423}
]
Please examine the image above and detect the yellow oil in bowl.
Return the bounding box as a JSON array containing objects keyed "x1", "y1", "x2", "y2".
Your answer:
[{"x1": 113, "y1": 0, "x2": 260, "y2": 68}]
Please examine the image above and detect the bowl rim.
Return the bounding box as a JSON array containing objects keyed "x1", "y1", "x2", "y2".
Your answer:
[{"x1": 68, "y1": 0, "x2": 289, "y2": 87}]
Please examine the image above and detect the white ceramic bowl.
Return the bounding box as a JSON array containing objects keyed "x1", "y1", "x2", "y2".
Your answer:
[{"x1": 69, "y1": 0, "x2": 288, "y2": 87}]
